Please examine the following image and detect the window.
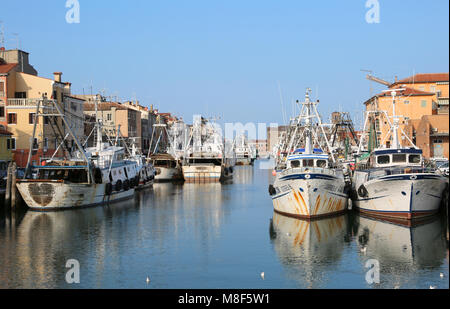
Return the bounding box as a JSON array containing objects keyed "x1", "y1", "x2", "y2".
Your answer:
[
  {"x1": 303, "y1": 159, "x2": 314, "y2": 167},
  {"x1": 392, "y1": 154, "x2": 406, "y2": 163},
  {"x1": 29, "y1": 113, "x2": 37, "y2": 124},
  {"x1": 316, "y1": 160, "x2": 327, "y2": 168},
  {"x1": 377, "y1": 155, "x2": 390, "y2": 165},
  {"x1": 14, "y1": 92, "x2": 26, "y2": 98},
  {"x1": 419, "y1": 86, "x2": 425, "y2": 91},
  {"x1": 0, "y1": 106, "x2": 4, "y2": 118},
  {"x1": 408, "y1": 155, "x2": 421, "y2": 164},
  {"x1": 44, "y1": 138, "x2": 49, "y2": 149},
  {"x1": 33, "y1": 138, "x2": 39, "y2": 150},
  {"x1": 44, "y1": 116, "x2": 50, "y2": 125},
  {"x1": 0, "y1": 81, "x2": 4, "y2": 95},
  {"x1": 421, "y1": 100, "x2": 427, "y2": 108},
  {"x1": 7, "y1": 138, "x2": 16, "y2": 150},
  {"x1": 430, "y1": 86, "x2": 436, "y2": 93},
  {"x1": 107, "y1": 113, "x2": 112, "y2": 121},
  {"x1": 7, "y1": 113, "x2": 17, "y2": 124},
  {"x1": 404, "y1": 100, "x2": 409, "y2": 105},
  {"x1": 290, "y1": 160, "x2": 300, "y2": 168}
]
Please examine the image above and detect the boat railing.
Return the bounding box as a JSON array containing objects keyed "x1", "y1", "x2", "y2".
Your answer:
[
  {"x1": 279, "y1": 167, "x2": 343, "y2": 177},
  {"x1": 367, "y1": 166, "x2": 437, "y2": 181}
]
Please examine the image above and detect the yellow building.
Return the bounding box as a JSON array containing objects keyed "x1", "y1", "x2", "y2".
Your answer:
[
  {"x1": 0, "y1": 127, "x2": 13, "y2": 161},
  {"x1": 1, "y1": 49, "x2": 84, "y2": 167},
  {"x1": 364, "y1": 73, "x2": 449, "y2": 159}
]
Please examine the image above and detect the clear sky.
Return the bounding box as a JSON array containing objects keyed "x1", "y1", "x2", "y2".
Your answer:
[{"x1": 1, "y1": 0, "x2": 449, "y2": 131}]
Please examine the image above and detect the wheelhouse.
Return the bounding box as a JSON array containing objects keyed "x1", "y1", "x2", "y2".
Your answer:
[
  {"x1": 370, "y1": 148, "x2": 423, "y2": 168},
  {"x1": 286, "y1": 154, "x2": 329, "y2": 169}
]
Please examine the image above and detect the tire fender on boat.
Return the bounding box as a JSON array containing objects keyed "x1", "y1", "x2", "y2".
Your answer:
[
  {"x1": 105, "y1": 183, "x2": 113, "y2": 195},
  {"x1": 357, "y1": 184, "x2": 368, "y2": 198},
  {"x1": 115, "y1": 180, "x2": 123, "y2": 192},
  {"x1": 268, "y1": 184, "x2": 276, "y2": 196}
]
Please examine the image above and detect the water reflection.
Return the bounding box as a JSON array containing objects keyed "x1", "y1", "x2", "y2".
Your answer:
[
  {"x1": 269, "y1": 212, "x2": 349, "y2": 288},
  {"x1": 354, "y1": 214, "x2": 448, "y2": 288}
]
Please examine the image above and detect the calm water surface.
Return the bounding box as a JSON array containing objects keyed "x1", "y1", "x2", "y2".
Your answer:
[{"x1": 0, "y1": 161, "x2": 448, "y2": 289}]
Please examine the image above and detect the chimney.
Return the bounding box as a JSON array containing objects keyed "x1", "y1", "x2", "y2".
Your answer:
[
  {"x1": 53, "y1": 72, "x2": 62, "y2": 83},
  {"x1": 395, "y1": 76, "x2": 398, "y2": 82}
]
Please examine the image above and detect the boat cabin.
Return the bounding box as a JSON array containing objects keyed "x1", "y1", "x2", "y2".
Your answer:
[
  {"x1": 369, "y1": 148, "x2": 422, "y2": 168},
  {"x1": 286, "y1": 154, "x2": 329, "y2": 169}
]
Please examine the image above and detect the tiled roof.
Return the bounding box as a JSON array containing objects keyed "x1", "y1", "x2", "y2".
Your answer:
[
  {"x1": 392, "y1": 73, "x2": 449, "y2": 85},
  {"x1": 0, "y1": 63, "x2": 18, "y2": 74},
  {"x1": 376, "y1": 87, "x2": 435, "y2": 97},
  {"x1": 83, "y1": 101, "x2": 127, "y2": 111}
]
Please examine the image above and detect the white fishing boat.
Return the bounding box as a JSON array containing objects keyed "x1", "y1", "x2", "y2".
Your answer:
[
  {"x1": 352, "y1": 89, "x2": 448, "y2": 220},
  {"x1": 150, "y1": 153, "x2": 183, "y2": 181},
  {"x1": 16, "y1": 97, "x2": 137, "y2": 210},
  {"x1": 147, "y1": 122, "x2": 183, "y2": 182},
  {"x1": 182, "y1": 116, "x2": 235, "y2": 182},
  {"x1": 268, "y1": 89, "x2": 349, "y2": 219},
  {"x1": 234, "y1": 134, "x2": 254, "y2": 166}
]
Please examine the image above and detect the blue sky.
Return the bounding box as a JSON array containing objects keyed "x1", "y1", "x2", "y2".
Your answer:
[{"x1": 1, "y1": 0, "x2": 449, "y2": 131}]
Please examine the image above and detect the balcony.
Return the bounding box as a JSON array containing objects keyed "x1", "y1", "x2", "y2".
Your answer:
[{"x1": 7, "y1": 98, "x2": 57, "y2": 108}]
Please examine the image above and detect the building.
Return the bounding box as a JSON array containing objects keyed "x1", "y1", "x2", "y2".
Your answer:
[
  {"x1": 363, "y1": 73, "x2": 449, "y2": 158},
  {"x1": 82, "y1": 99, "x2": 142, "y2": 150},
  {"x1": 0, "y1": 127, "x2": 13, "y2": 161},
  {"x1": 248, "y1": 139, "x2": 267, "y2": 157},
  {"x1": 266, "y1": 125, "x2": 287, "y2": 155},
  {"x1": 1, "y1": 49, "x2": 82, "y2": 167}
]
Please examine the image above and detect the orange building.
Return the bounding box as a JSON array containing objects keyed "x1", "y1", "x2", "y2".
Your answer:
[{"x1": 364, "y1": 73, "x2": 449, "y2": 159}]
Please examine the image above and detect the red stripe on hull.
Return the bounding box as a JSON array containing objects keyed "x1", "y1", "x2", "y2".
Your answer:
[
  {"x1": 274, "y1": 208, "x2": 347, "y2": 221},
  {"x1": 354, "y1": 207, "x2": 437, "y2": 221}
]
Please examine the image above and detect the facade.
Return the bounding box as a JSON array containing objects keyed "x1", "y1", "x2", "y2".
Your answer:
[
  {"x1": 1, "y1": 49, "x2": 84, "y2": 167},
  {"x1": 248, "y1": 139, "x2": 267, "y2": 156},
  {"x1": 82, "y1": 100, "x2": 142, "y2": 151},
  {"x1": 363, "y1": 73, "x2": 449, "y2": 158},
  {"x1": 0, "y1": 128, "x2": 13, "y2": 161}
]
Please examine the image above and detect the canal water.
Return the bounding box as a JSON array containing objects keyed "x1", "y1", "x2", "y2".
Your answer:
[{"x1": 0, "y1": 161, "x2": 448, "y2": 289}]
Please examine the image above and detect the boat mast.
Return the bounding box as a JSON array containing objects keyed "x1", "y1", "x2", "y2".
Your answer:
[
  {"x1": 304, "y1": 88, "x2": 312, "y2": 155},
  {"x1": 95, "y1": 95, "x2": 103, "y2": 152}
]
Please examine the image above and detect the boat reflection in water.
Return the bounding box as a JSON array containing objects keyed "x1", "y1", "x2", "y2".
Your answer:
[
  {"x1": 355, "y1": 212, "x2": 448, "y2": 288},
  {"x1": 270, "y1": 212, "x2": 349, "y2": 288}
]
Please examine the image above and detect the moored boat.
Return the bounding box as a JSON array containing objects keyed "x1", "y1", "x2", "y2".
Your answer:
[
  {"x1": 352, "y1": 89, "x2": 448, "y2": 220},
  {"x1": 269, "y1": 89, "x2": 349, "y2": 219}
]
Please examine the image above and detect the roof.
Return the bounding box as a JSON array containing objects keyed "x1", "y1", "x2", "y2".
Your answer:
[
  {"x1": 391, "y1": 73, "x2": 449, "y2": 86},
  {"x1": 83, "y1": 101, "x2": 128, "y2": 111},
  {"x1": 0, "y1": 63, "x2": 18, "y2": 74},
  {"x1": 0, "y1": 128, "x2": 12, "y2": 135},
  {"x1": 364, "y1": 87, "x2": 435, "y2": 105}
]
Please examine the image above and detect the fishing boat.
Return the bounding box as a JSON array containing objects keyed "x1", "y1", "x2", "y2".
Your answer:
[
  {"x1": 234, "y1": 134, "x2": 255, "y2": 166},
  {"x1": 147, "y1": 122, "x2": 183, "y2": 182},
  {"x1": 150, "y1": 153, "x2": 183, "y2": 181},
  {"x1": 352, "y1": 89, "x2": 448, "y2": 220},
  {"x1": 268, "y1": 89, "x2": 349, "y2": 219},
  {"x1": 15, "y1": 97, "x2": 137, "y2": 210},
  {"x1": 182, "y1": 116, "x2": 235, "y2": 182}
]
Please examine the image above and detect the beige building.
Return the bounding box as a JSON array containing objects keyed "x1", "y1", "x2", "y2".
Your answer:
[
  {"x1": 0, "y1": 49, "x2": 83, "y2": 167},
  {"x1": 364, "y1": 73, "x2": 449, "y2": 159}
]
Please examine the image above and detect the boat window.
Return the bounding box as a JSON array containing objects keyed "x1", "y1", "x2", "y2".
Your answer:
[
  {"x1": 290, "y1": 160, "x2": 300, "y2": 168},
  {"x1": 392, "y1": 154, "x2": 406, "y2": 163},
  {"x1": 408, "y1": 155, "x2": 421, "y2": 164},
  {"x1": 316, "y1": 160, "x2": 327, "y2": 168},
  {"x1": 303, "y1": 159, "x2": 314, "y2": 167},
  {"x1": 377, "y1": 155, "x2": 390, "y2": 165}
]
